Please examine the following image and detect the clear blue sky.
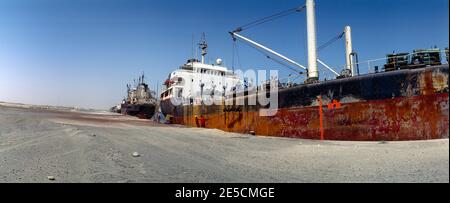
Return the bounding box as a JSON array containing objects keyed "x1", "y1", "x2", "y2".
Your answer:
[{"x1": 0, "y1": 0, "x2": 448, "y2": 109}]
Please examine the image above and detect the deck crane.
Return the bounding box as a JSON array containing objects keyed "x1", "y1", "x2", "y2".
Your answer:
[
  {"x1": 229, "y1": 0, "x2": 343, "y2": 83},
  {"x1": 230, "y1": 32, "x2": 308, "y2": 71}
]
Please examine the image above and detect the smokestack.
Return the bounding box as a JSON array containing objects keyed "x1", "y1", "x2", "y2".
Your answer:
[
  {"x1": 345, "y1": 26, "x2": 355, "y2": 76},
  {"x1": 306, "y1": 0, "x2": 319, "y2": 81}
]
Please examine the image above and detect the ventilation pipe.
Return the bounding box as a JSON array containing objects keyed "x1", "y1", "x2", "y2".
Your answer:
[
  {"x1": 306, "y1": 0, "x2": 319, "y2": 82},
  {"x1": 344, "y1": 26, "x2": 355, "y2": 76}
]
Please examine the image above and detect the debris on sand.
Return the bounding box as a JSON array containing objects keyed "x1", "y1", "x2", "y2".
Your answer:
[
  {"x1": 47, "y1": 176, "x2": 55, "y2": 181},
  {"x1": 132, "y1": 152, "x2": 141, "y2": 157}
]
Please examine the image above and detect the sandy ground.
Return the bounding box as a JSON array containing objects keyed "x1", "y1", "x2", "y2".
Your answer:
[{"x1": 0, "y1": 103, "x2": 448, "y2": 183}]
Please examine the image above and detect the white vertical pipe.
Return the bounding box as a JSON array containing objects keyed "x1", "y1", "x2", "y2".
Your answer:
[
  {"x1": 345, "y1": 26, "x2": 355, "y2": 76},
  {"x1": 306, "y1": 0, "x2": 319, "y2": 80}
]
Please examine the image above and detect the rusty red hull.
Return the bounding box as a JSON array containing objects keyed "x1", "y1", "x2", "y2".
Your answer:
[
  {"x1": 161, "y1": 65, "x2": 449, "y2": 141},
  {"x1": 183, "y1": 93, "x2": 448, "y2": 141}
]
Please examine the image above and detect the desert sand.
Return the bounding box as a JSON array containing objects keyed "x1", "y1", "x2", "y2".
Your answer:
[{"x1": 0, "y1": 102, "x2": 448, "y2": 183}]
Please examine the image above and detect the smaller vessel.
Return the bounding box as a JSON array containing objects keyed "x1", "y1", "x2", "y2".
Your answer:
[{"x1": 121, "y1": 73, "x2": 157, "y2": 119}]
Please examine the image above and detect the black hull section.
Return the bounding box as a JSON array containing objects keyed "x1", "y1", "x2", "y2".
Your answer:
[{"x1": 121, "y1": 103, "x2": 156, "y2": 119}]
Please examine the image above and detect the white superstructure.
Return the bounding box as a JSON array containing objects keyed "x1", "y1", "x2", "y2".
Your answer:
[{"x1": 160, "y1": 35, "x2": 242, "y2": 106}]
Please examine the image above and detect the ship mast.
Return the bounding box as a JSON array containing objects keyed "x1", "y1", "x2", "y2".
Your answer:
[
  {"x1": 306, "y1": 0, "x2": 319, "y2": 82},
  {"x1": 229, "y1": 0, "x2": 340, "y2": 82},
  {"x1": 199, "y1": 33, "x2": 208, "y2": 64}
]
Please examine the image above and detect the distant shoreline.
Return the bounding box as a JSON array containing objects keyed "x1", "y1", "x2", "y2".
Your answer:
[{"x1": 0, "y1": 101, "x2": 108, "y2": 113}]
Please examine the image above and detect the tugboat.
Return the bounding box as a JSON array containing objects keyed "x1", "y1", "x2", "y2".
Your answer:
[{"x1": 121, "y1": 73, "x2": 157, "y2": 119}]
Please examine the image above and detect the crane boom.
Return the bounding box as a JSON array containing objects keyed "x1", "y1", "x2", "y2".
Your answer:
[
  {"x1": 230, "y1": 32, "x2": 307, "y2": 70},
  {"x1": 317, "y1": 59, "x2": 340, "y2": 76}
]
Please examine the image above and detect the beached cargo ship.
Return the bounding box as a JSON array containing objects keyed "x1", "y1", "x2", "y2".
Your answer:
[
  {"x1": 121, "y1": 73, "x2": 157, "y2": 119},
  {"x1": 160, "y1": 0, "x2": 449, "y2": 141}
]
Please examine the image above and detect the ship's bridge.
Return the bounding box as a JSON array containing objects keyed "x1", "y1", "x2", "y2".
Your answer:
[
  {"x1": 168, "y1": 61, "x2": 231, "y2": 85},
  {"x1": 176, "y1": 61, "x2": 229, "y2": 75},
  {"x1": 191, "y1": 62, "x2": 228, "y2": 73},
  {"x1": 161, "y1": 60, "x2": 241, "y2": 102}
]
